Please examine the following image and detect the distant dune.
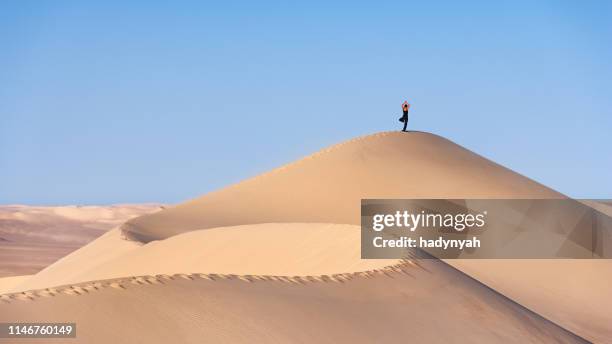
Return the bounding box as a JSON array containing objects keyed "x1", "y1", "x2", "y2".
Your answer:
[
  {"x1": 0, "y1": 205, "x2": 161, "y2": 277},
  {"x1": 1, "y1": 131, "x2": 609, "y2": 343}
]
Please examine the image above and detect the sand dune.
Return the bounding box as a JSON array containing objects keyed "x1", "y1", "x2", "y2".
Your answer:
[
  {"x1": 0, "y1": 259, "x2": 586, "y2": 344},
  {"x1": 7, "y1": 228, "x2": 141, "y2": 292},
  {"x1": 581, "y1": 199, "x2": 612, "y2": 217},
  {"x1": 119, "y1": 131, "x2": 610, "y2": 340},
  {"x1": 123, "y1": 131, "x2": 562, "y2": 242},
  {"x1": 12, "y1": 224, "x2": 398, "y2": 292},
  {"x1": 1, "y1": 131, "x2": 608, "y2": 343},
  {"x1": 0, "y1": 204, "x2": 160, "y2": 277},
  {"x1": 0, "y1": 275, "x2": 30, "y2": 294},
  {"x1": 446, "y1": 259, "x2": 612, "y2": 343},
  {"x1": 0, "y1": 205, "x2": 162, "y2": 244}
]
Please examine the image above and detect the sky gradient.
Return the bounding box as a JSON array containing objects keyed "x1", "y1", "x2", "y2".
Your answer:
[{"x1": 1, "y1": 1, "x2": 611, "y2": 204}]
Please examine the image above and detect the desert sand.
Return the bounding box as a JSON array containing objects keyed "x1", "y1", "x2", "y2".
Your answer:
[
  {"x1": 0, "y1": 275, "x2": 30, "y2": 293},
  {"x1": 1, "y1": 259, "x2": 586, "y2": 344},
  {"x1": 0, "y1": 131, "x2": 608, "y2": 343},
  {"x1": 10, "y1": 224, "x2": 399, "y2": 291},
  {"x1": 0, "y1": 204, "x2": 161, "y2": 277},
  {"x1": 446, "y1": 259, "x2": 612, "y2": 343},
  {"x1": 123, "y1": 131, "x2": 563, "y2": 242}
]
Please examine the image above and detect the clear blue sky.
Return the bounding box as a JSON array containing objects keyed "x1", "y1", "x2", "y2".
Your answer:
[{"x1": 1, "y1": 1, "x2": 611, "y2": 204}]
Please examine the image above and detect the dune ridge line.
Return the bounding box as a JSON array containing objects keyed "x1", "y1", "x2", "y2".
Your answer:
[
  {"x1": 121, "y1": 130, "x2": 564, "y2": 243},
  {"x1": 0, "y1": 258, "x2": 419, "y2": 303},
  {"x1": 122, "y1": 131, "x2": 396, "y2": 231}
]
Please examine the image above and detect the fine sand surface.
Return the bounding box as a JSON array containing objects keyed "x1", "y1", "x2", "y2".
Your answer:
[
  {"x1": 446, "y1": 259, "x2": 612, "y2": 343},
  {"x1": 1, "y1": 131, "x2": 608, "y2": 343},
  {"x1": 123, "y1": 132, "x2": 563, "y2": 242},
  {"x1": 12, "y1": 224, "x2": 398, "y2": 292},
  {"x1": 581, "y1": 199, "x2": 612, "y2": 217},
  {"x1": 0, "y1": 275, "x2": 31, "y2": 294},
  {"x1": 0, "y1": 205, "x2": 161, "y2": 277},
  {"x1": 0, "y1": 259, "x2": 586, "y2": 344},
  {"x1": 117, "y1": 131, "x2": 609, "y2": 341}
]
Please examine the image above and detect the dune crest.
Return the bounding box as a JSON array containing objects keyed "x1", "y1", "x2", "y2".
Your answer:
[
  {"x1": 115, "y1": 131, "x2": 606, "y2": 342},
  {"x1": 3, "y1": 131, "x2": 608, "y2": 342},
  {"x1": 122, "y1": 131, "x2": 562, "y2": 242},
  {"x1": 12, "y1": 223, "x2": 399, "y2": 291},
  {"x1": 0, "y1": 258, "x2": 586, "y2": 344}
]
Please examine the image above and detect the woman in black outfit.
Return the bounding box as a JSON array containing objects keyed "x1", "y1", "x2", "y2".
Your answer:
[{"x1": 400, "y1": 101, "x2": 410, "y2": 132}]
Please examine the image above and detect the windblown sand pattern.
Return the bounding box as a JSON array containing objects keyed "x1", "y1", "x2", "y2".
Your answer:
[
  {"x1": 1, "y1": 132, "x2": 609, "y2": 343},
  {"x1": 9, "y1": 224, "x2": 400, "y2": 292},
  {"x1": 1, "y1": 258, "x2": 418, "y2": 303},
  {"x1": 122, "y1": 131, "x2": 563, "y2": 242},
  {"x1": 0, "y1": 258, "x2": 588, "y2": 344}
]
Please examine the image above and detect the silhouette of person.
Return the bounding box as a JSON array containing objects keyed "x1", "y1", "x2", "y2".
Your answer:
[{"x1": 399, "y1": 101, "x2": 410, "y2": 132}]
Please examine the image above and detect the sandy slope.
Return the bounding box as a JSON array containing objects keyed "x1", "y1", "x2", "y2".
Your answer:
[
  {"x1": 13, "y1": 224, "x2": 398, "y2": 291},
  {"x1": 118, "y1": 131, "x2": 610, "y2": 341},
  {"x1": 2, "y1": 131, "x2": 609, "y2": 343},
  {"x1": 0, "y1": 205, "x2": 162, "y2": 244},
  {"x1": 0, "y1": 204, "x2": 160, "y2": 277},
  {"x1": 123, "y1": 131, "x2": 562, "y2": 242},
  {"x1": 446, "y1": 259, "x2": 612, "y2": 343},
  {"x1": 0, "y1": 259, "x2": 586, "y2": 344},
  {"x1": 0, "y1": 275, "x2": 31, "y2": 294},
  {"x1": 581, "y1": 199, "x2": 612, "y2": 217},
  {"x1": 8, "y1": 228, "x2": 141, "y2": 292}
]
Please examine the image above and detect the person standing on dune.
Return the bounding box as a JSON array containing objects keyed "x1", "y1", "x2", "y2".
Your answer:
[{"x1": 399, "y1": 101, "x2": 410, "y2": 132}]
